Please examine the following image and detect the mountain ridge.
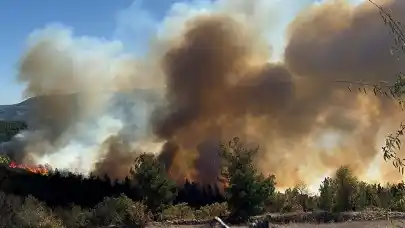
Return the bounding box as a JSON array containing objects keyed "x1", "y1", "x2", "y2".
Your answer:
[{"x1": 0, "y1": 89, "x2": 161, "y2": 124}]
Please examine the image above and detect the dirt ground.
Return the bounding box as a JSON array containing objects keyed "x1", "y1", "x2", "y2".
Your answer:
[
  {"x1": 149, "y1": 220, "x2": 405, "y2": 227},
  {"x1": 269, "y1": 220, "x2": 405, "y2": 227}
]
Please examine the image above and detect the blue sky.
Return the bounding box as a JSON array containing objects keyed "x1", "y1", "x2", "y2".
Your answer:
[
  {"x1": 0, "y1": 0, "x2": 180, "y2": 104},
  {"x1": 0, "y1": 0, "x2": 364, "y2": 105}
]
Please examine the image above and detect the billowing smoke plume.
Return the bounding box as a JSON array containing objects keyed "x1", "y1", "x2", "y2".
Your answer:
[
  {"x1": 3, "y1": 0, "x2": 405, "y2": 190},
  {"x1": 151, "y1": 0, "x2": 405, "y2": 188}
]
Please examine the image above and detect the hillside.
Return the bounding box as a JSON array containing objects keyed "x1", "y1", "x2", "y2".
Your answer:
[{"x1": 0, "y1": 89, "x2": 161, "y2": 127}]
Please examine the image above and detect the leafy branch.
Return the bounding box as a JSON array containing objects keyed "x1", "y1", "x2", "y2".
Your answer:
[
  {"x1": 383, "y1": 122, "x2": 405, "y2": 174},
  {"x1": 336, "y1": 75, "x2": 405, "y2": 174},
  {"x1": 368, "y1": 0, "x2": 405, "y2": 58},
  {"x1": 368, "y1": 0, "x2": 405, "y2": 173},
  {"x1": 337, "y1": 0, "x2": 405, "y2": 173},
  {"x1": 336, "y1": 73, "x2": 405, "y2": 108}
]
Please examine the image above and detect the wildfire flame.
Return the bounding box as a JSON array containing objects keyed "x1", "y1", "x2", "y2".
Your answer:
[{"x1": 8, "y1": 161, "x2": 49, "y2": 176}]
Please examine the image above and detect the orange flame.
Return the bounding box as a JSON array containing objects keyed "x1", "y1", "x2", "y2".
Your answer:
[{"x1": 9, "y1": 161, "x2": 49, "y2": 176}]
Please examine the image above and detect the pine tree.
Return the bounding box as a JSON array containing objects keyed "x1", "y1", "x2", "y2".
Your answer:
[
  {"x1": 130, "y1": 153, "x2": 177, "y2": 215},
  {"x1": 318, "y1": 177, "x2": 335, "y2": 212},
  {"x1": 219, "y1": 137, "x2": 276, "y2": 222}
]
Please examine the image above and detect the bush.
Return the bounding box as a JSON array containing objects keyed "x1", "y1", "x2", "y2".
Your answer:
[
  {"x1": 160, "y1": 202, "x2": 230, "y2": 221},
  {"x1": 88, "y1": 194, "x2": 149, "y2": 228},
  {"x1": 195, "y1": 202, "x2": 230, "y2": 220},
  {"x1": 266, "y1": 192, "x2": 286, "y2": 213},
  {"x1": 161, "y1": 203, "x2": 195, "y2": 221},
  {"x1": 54, "y1": 205, "x2": 91, "y2": 228},
  {"x1": 0, "y1": 191, "x2": 23, "y2": 227},
  {"x1": 390, "y1": 197, "x2": 405, "y2": 212},
  {"x1": 13, "y1": 195, "x2": 65, "y2": 228}
]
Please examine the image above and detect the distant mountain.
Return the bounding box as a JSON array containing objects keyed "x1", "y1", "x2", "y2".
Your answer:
[
  {"x1": 0, "y1": 99, "x2": 31, "y2": 122},
  {"x1": 0, "y1": 89, "x2": 162, "y2": 125}
]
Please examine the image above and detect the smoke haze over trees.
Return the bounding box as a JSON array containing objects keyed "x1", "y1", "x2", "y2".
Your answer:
[
  {"x1": 1, "y1": 0, "x2": 405, "y2": 191},
  {"x1": 1, "y1": 141, "x2": 405, "y2": 227}
]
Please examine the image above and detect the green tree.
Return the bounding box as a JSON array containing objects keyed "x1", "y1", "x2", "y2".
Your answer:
[
  {"x1": 354, "y1": 181, "x2": 380, "y2": 210},
  {"x1": 219, "y1": 137, "x2": 276, "y2": 222},
  {"x1": 375, "y1": 183, "x2": 392, "y2": 209},
  {"x1": 130, "y1": 153, "x2": 177, "y2": 215},
  {"x1": 0, "y1": 120, "x2": 28, "y2": 142},
  {"x1": 294, "y1": 183, "x2": 313, "y2": 212},
  {"x1": 318, "y1": 177, "x2": 335, "y2": 212},
  {"x1": 333, "y1": 165, "x2": 358, "y2": 212},
  {"x1": 281, "y1": 187, "x2": 301, "y2": 213}
]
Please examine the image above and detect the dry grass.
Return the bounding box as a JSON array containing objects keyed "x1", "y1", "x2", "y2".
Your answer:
[
  {"x1": 271, "y1": 220, "x2": 405, "y2": 227},
  {"x1": 148, "y1": 220, "x2": 405, "y2": 227}
]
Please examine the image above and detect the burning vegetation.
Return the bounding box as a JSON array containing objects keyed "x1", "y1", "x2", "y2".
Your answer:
[
  {"x1": 8, "y1": 161, "x2": 50, "y2": 176},
  {"x1": 0, "y1": 155, "x2": 49, "y2": 175}
]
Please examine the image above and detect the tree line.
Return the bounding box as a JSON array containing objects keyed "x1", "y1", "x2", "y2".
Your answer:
[
  {"x1": 0, "y1": 120, "x2": 27, "y2": 142},
  {"x1": 1, "y1": 137, "x2": 405, "y2": 228}
]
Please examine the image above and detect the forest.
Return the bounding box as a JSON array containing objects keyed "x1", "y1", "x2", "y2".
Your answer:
[{"x1": 0, "y1": 137, "x2": 405, "y2": 228}]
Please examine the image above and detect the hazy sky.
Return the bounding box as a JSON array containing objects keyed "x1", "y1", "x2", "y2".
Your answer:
[{"x1": 0, "y1": 0, "x2": 364, "y2": 105}]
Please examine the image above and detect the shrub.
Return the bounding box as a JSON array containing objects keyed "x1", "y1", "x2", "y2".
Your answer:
[
  {"x1": 54, "y1": 205, "x2": 91, "y2": 228},
  {"x1": 266, "y1": 192, "x2": 286, "y2": 213},
  {"x1": 390, "y1": 196, "x2": 405, "y2": 212},
  {"x1": 160, "y1": 202, "x2": 230, "y2": 221},
  {"x1": 161, "y1": 203, "x2": 195, "y2": 221},
  {"x1": 88, "y1": 194, "x2": 149, "y2": 227},
  {"x1": 0, "y1": 191, "x2": 23, "y2": 227},
  {"x1": 195, "y1": 202, "x2": 230, "y2": 220},
  {"x1": 13, "y1": 195, "x2": 65, "y2": 228}
]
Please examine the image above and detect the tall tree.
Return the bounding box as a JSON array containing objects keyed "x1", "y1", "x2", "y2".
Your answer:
[
  {"x1": 333, "y1": 165, "x2": 358, "y2": 212},
  {"x1": 219, "y1": 137, "x2": 276, "y2": 222},
  {"x1": 130, "y1": 153, "x2": 177, "y2": 215}
]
